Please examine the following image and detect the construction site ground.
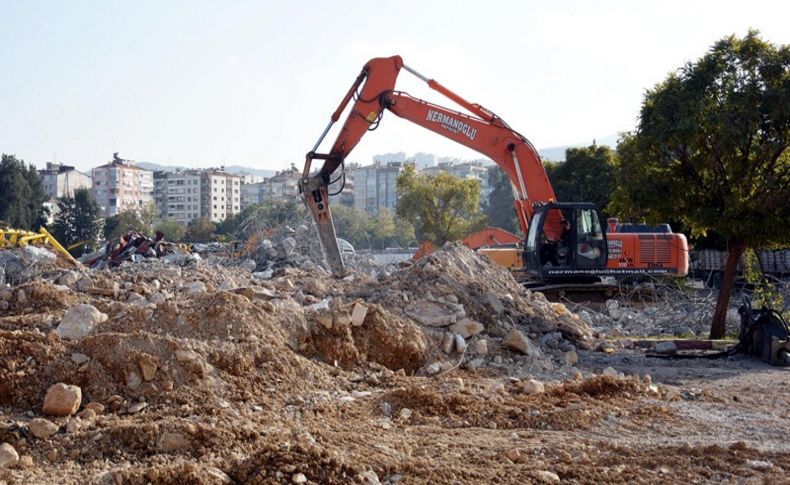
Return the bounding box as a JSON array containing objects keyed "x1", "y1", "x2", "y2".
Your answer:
[{"x1": 1, "y1": 242, "x2": 789, "y2": 484}]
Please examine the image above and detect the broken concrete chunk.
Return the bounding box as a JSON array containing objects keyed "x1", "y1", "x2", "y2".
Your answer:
[
  {"x1": 654, "y1": 341, "x2": 678, "y2": 354},
  {"x1": 0, "y1": 442, "x2": 19, "y2": 468},
  {"x1": 306, "y1": 298, "x2": 330, "y2": 312},
  {"x1": 183, "y1": 281, "x2": 206, "y2": 296},
  {"x1": 43, "y1": 383, "x2": 82, "y2": 416},
  {"x1": 454, "y1": 333, "x2": 468, "y2": 353},
  {"x1": 474, "y1": 339, "x2": 489, "y2": 357},
  {"x1": 56, "y1": 304, "x2": 108, "y2": 340},
  {"x1": 504, "y1": 329, "x2": 543, "y2": 357},
  {"x1": 442, "y1": 332, "x2": 455, "y2": 354},
  {"x1": 521, "y1": 378, "x2": 545, "y2": 394},
  {"x1": 70, "y1": 353, "x2": 90, "y2": 365},
  {"x1": 562, "y1": 350, "x2": 579, "y2": 366},
  {"x1": 451, "y1": 318, "x2": 484, "y2": 338},
  {"x1": 485, "y1": 292, "x2": 505, "y2": 315},
  {"x1": 350, "y1": 302, "x2": 368, "y2": 327},
  {"x1": 405, "y1": 299, "x2": 457, "y2": 327},
  {"x1": 28, "y1": 418, "x2": 59, "y2": 439},
  {"x1": 602, "y1": 367, "x2": 619, "y2": 377}
]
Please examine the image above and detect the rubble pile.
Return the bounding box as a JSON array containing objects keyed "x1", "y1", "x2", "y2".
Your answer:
[
  {"x1": 574, "y1": 293, "x2": 744, "y2": 338},
  {"x1": 81, "y1": 231, "x2": 181, "y2": 269},
  {"x1": 0, "y1": 240, "x2": 614, "y2": 483},
  {"x1": 246, "y1": 223, "x2": 382, "y2": 277},
  {"x1": 0, "y1": 245, "x2": 66, "y2": 286}
]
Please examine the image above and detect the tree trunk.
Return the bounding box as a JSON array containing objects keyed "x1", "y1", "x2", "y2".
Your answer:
[{"x1": 710, "y1": 240, "x2": 746, "y2": 339}]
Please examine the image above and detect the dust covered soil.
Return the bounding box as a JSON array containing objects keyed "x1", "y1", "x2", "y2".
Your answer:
[{"x1": 1, "y1": 245, "x2": 789, "y2": 484}]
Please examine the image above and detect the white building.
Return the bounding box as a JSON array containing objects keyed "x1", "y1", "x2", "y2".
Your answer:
[
  {"x1": 91, "y1": 154, "x2": 154, "y2": 217},
  {"x1": 200, "y1": 169, "x2": 242, "y2": 223},
  {"x1": 39, "y1": 162, "x2": 92, "y2": 200}
]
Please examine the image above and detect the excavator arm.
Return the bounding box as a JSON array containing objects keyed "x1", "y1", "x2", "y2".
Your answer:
[{"x1": 300, "y1": 55, "x2": 558, "y2": 273}]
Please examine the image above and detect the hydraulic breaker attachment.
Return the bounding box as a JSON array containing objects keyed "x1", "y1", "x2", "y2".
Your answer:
[{"x1": 298, "y1": 166, "x2": 345, "y2": 274}]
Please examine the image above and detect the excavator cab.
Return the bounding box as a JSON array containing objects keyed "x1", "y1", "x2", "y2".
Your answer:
[{"x1": 523, "y1": 203, "x2": 608, "y2": 281}]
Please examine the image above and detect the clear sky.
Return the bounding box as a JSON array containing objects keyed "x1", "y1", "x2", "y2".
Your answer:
[{"x1": 1, "y1": 0, "x2": 788, "y2": 172}]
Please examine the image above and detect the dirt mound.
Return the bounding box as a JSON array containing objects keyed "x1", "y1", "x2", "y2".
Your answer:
[{"x1": 379, "y1": 375, "x2": 651, "y2": 431}]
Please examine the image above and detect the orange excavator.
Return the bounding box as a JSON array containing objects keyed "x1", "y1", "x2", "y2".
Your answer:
[{"x1": 299, "y1": 55, "x2": 688, "y2": 286}]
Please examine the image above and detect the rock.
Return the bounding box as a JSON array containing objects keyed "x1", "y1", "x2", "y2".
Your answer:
[
  {"x1": 56, "y1": 271, "x2": 80, "y2": 287},
  {"x1": 602, "y1": 367, "x2": 619, "y2": 377},
  {"x1": 280, "y1": 237, "x2": 297, "y2": 256},
  {"x1": 451, "y1": 318, "x2": 485, "y2": 338},
  {"x1": 42, "y1": 383, "x2": 82, "y2": 416},
  {"x1": 399, "y1": 408, "x2": 413, "y2": 419},
  {"x1": 306, "y1": 298, "x2": 330, "y2": 312},
  {"x1": 504, "y1": 329, "x2": 543, "y2": 357},
  {"x1": 303, "y1": 279, "x2": 326, "y2": 297},
  {"x1": 16, "y1": 289, "x2": 27, "y2": 305},
  {"x1": 84, "y1": 402, "x2": 105, "y2": 415},
  {"x1": 0, "y1": 443, "x2": 19, "y2": 468},
  {"x1": 504, "y1": 448, "x2": 521, "y2": 462},
  {"x1": 350, "y1": 302, "x2": 368, "y2": 326},
  {"x1": 315, "y1": 310, "x2": 333, "y2": 329},
  {"x1": 184, "y1": 281, "x2": 206, "y2": 296},
  {"x1": 126, "y1": 371, "x2": 142, "y2": 389},
  {"x1": 521, "y1": 379, "x2": 545, "y2": 395},
  {"x1": 128, "y1": 402, "x2": 147, "y2": 414},
  {"x1": 76, "y1": 275, "x2": 93, "y2": 290},
  {"x1": 56, "y1": 304, "x2": 108, "y2": 340},
  {"x1": 159, "y1": 432, "x2": 189, "y2": 451},
  {"x1": 654, "y1": 341, "x2": 678, "y2": 354},
  {"x1": 358, "y1": 470, "x2": 381, "y2": 484},
  {"x1": 77, "y1": 408, "x2": 96, "y2": 420},
  {"x1": 406, "y1": 299, "x2": 457, "y2": 327},
  {"x1": 425, "y1": 362, "x2": 442, "y2": 375},
  {"x1": 148, "y1": 292, "x2": 166, "y2": 304},
  {"x1": 536, "y1": 470, "x2": 560, "y2": 482},
  {"x1": 28, "y1": 418, "x2": 59, "y2": 438},
  {"x1": 205, "y1": 467, "x2": 234, "y2": 483},
  {"x1": 291, "y1": 473, "x2": 307, "y2": 484},
  {"x1": 441, "y1": 333, "x2": 454, "y2": 354},
  {"x1": 252, "y1": 270, "x2": 274, "y2": 280},
  {"x1": 454, "y1": 334, "x2": 468, "y2": 353},
  {"x1": 485, "y1": 292, "x2": 505, "y2": 315},
  {"x1": 138, "y1": 355, "x2": 158, "y2": 381},
  {"x1": 18, "y1": 455, "x2": 33, "y2": 468},
  {"x1": 605, "y1": 299, "x2": 621, "y2": 319},
  {"x1": 475, "y1": 339, "x2": 489, "y2": 357},
  {"x1": 71, "y1": 353, "x2": 90, "y2": 365},
  {"x1": 562, "y1": 350, "x2": 579, "y2": 366}
]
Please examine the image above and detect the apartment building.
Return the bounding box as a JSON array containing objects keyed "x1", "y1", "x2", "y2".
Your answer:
[
  {"x1": 200, "y1": 169, "x2": 242, "y2": 223},
  {"x1": 351, "y1": 161, "x2": 404, "y2": 216},
  {"x1": 91, "y1": 154, "x2": 154, "y2": 217},
  {"x1": 240, "y1": 181, "x2": 269, "y2": 210},
  {"x1": 39, "y1": 162, "x2": 92, "y2": 200},
  {"x1": 153, "y1": 170, "x2": 203, "y2": 224}
]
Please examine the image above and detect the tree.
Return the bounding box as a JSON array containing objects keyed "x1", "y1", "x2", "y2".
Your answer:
[
  {"x1": 0, "y1": 154, "x2": 47, "y2": 229},
  {"x1": 544, "y1": 144, "x2": 617, "y2": 213},
  {"x1": 154, "y1": 219, "x2": 187, "y2": 242},
  {"x1": 185, "y1": 217, "x2": 217, "y2": 242},
  {"x1": 368, "y1": 208, "x2": 398, "y2": 249},
  {"x1": 396, "y1": 165, "x2": 487, "y2": 246},
  {"x1": 484, "y1": 165, "x2": 519, "y2": 234},
  {"x1": 51, "y1": 188, "x2": 102, "y2": 256},
  {"x1": 331, "y1": 205, "x2": 372, "y2": 249},
  {"x1": 610, "y1": 31, "x2": 790, "y2": 338},
  {"x1": 104, "y1": 210, "x2": 146, "y2": 239}
]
